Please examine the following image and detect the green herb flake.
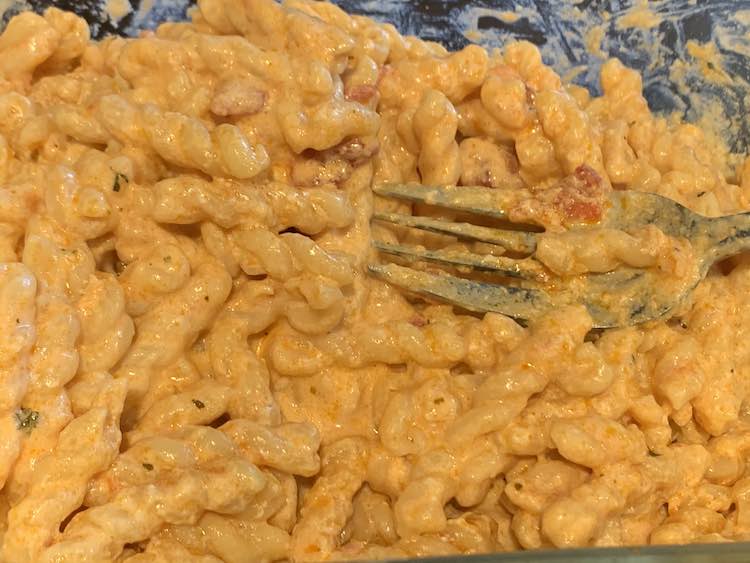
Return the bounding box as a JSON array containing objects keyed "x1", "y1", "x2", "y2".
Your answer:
[
  {"x1": 15, "y1": 408, "x2": 40, "y2": 433},
  {"x1": 163, "y1": 255, "x2": 172, "y2": 264},
  {"x1": 192, "y1": 399, "x2": 206, "y2": 409},
  {"x1": 142, "y1": 463, "x2": 154, "y2": 471},
  {"x1": 112, "y1": 172, "x2": 129, "y2": 192}
]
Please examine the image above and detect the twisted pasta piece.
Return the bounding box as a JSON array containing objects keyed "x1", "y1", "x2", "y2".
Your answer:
[
  {"x1": 346, "y1": 486, "x2": 398, "y2": 546},
  {"x1": 206, "y1": 280, "x2": 281, "y2": 424},
  {"x1": 284, "y1": 0, "x2": 390, "y2": 66},
  {"x1": 456, "y1": 97, "x2": 513, "y2": 144},
  {"x1": 541, "y1": 444, "x2": 710, "y2": 548},
  {"x1": 550, "y1": 414, "x2": 647, "y2": 469},
  {"x1": 479, "y1": 72, "x2": 532, "y2": 132},
  {"x1": 0, "y1": 12, "x2": 60, "y2": 85},
  {"x1": 206, "y1": 276, "x2": 346, "y2": 427},
  {"x1": 115, "y1": 261, "x2": 232, "y2": 414},
  {"x1": 291, "y1": 438, "x2": 369, "y2": 561},
  {"x1": 453, "y1": 437, "x2": 513, "y2": 508},
  {"x1": 0, "y1": 265, "x2": 37, "y2": 490},
  {"x1": 42, "y1": 426, "x2": 267, "y2": 562},
  {"x1": 150, "y1": 175, "x2": 358, "y2": 282},
  {"x1": 502, "y1": 41, "x2": 561, "y2": 93},
  {"x1": 446, "y1": 306, "x2": 593, "y2": 447},
  {"x1": 593, "y1": 58, "x2": 651, "y2": 125},
  {"x1": 151, "y1": 176, "x2": 354, "y2": 233},
  {"x1": 20, "y1": 213, "x2": 93, "y2": 327},
  {"x1": 237, "y1": 230, "x2": 354, "y2": 282},
  {"x1": 705, "y1": 425, "x2": 750, "y2": 485},
  {"x1": 373, "y1": 110, "x2": 419, "y2": 184},
  {"x1": 116, "y1": 36, "x2": 211, "y2": 115},
  {"x1": 203, "y1": 222, "x2": 355, "y2": 283},
  {"x1": 118, "y1": 243, "x2": 192, "y2": 317},
  {"x1": 75, "y1": 274, "x2": 134, "y2": 373},
  {"x1": 684, "y1": 273, "x2": 749, "y2": 437},
  {"x1": 277, "y1": 95, "x2": 381, "y2": 154},
  {"x1": 267, "y1": 310, "x2": 524, "y2": 377},
  {"x1": 0, "y1": 92, "x2": 63, "y2": 164},
  {"x1": 126, "y1": 381, "x2": 232, "y2": 445},
  {"x1": 378, "y1": 44, "x2": 489, "y2": 108},
  {"x1": 504, "y1": 459, "x2": 589, "y2": 518},
  {"x1": 196, "y1": 0, "x2": 355, "y2": 67},
  {"x1": 336, "y1": 512, "x2": 502, "y2": 559},
  {"x1": 2, "y1": 376, "x2": 126, "y2": 563},
  {"x1": 47, "y1": 103, "x2": 110, "y2": 145},
  {"x1": 378, "y1": 372, "x2": 463, "y2": 457},
  {"x1": 96, "y1": 95, "x2": 269, "y2": 180},
  {"x1": 377, "y1": 442, "x2": 507, "y2": 545},
  {"x1": 412, "y1": 89, "x2": 461, "y2": 185},
  {"x1": 5, "y1": 299, "x2": 78, "y2": 502},
  {"x1": 458, "y1": 137, "x2": 524, "y2": 189},
  {"x1": 38, "y1": 8, "x2": 90, "y2": 72},
  {"x1": 221, "y1": 419, "x2": 321, "y2": 477},
  {"x1": 125, "y1": 356, "x2": 204, "y2": 425},
  {"x1": 394, "y1": 449, "x2": 458, "y2": 537},
  {"x1": 6, "y1": 217, "x2": 94, "y2": 503},
  {"x1": 628, "y1": 394, "x2": 672, "y2": 454},
  {"x1": 534, "y1": 89, "x2": 607, "y2": 179},
  {"x1": 287, "y1": 6, "x2": 389, "y2": 108},
  {"x1": 650, "y1": 505, "x2": 728, "y2": 545},
  {"x1": 160, "y1": 467, "x2": 298, "y2": 559},
  {"x1": 178, "y1": 511, "x2": 291, "y2": 563},
  {"x1": 0, "y1": 92, "x2": 35, "y2": 147},
  {"x1": 182, "y1": 11, "x2": 379, "y2": 159},
  {"x1": 28, "y1": 63, "x2": 88, "y2": 103},
  {"x1": 45, "y1": 166, "x2": 115, "y2": 239},
  {"x1": 190, "y1": 32, "x2": 291, "y2": 86}
]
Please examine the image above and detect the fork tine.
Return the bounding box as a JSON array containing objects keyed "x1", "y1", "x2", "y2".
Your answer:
[
  {"x1": 373, "y1": 212, "x2": 537, "y2": 253},
  {"x1": 373, "y1": 183, "x2": 521, "y2": 220},
  {"x1": 368, "y1": 263, "x2": 552, "y2": 320},
  {"x1": 373, "y1": 241, "x2": 548, "y2": 281}
]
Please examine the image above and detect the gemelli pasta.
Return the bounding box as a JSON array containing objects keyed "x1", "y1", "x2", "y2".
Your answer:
[{"x1": 1, "y1": 0, "x2": 750, "y2": 561}]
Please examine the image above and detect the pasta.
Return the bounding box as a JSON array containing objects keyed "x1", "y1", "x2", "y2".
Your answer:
[{"x1": 1, "y1": 0, "x2": 750, "y2": 561}]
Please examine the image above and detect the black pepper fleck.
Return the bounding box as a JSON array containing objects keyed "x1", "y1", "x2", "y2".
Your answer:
[
  {"x1": 15, "y1": 408, "x2": 40, "y2": 433},
  {"x1": 112, "y1": 172, "x2": 129, "y2": 192}
]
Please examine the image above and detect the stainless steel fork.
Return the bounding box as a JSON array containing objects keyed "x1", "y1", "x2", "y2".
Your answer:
[{"x1": 369, "y1": 182, "x2": 750, "y2": 328}]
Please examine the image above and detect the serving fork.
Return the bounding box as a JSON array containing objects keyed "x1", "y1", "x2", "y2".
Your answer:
[{"x1": 369, "y1": 182, "x2": 750, "y2": 328}]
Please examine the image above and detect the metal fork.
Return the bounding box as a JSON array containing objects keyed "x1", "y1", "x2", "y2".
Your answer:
[{"x1": 369, "y1": 183, "x2": 750, "y2": 328}]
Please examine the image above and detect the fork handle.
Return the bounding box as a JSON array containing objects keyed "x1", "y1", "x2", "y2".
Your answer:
[{"x1": 706, "y1": 211, "x2": 750, "y2": 261}]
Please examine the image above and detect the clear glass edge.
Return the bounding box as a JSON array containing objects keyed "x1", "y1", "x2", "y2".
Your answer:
[{"x1": 366, "y1": 542, "x2": 750, "y2": 563}]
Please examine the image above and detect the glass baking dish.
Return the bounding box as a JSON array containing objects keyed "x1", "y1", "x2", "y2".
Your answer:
[{"x1": 3, "y1": 0, "x2": 749, "y2": 561}]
